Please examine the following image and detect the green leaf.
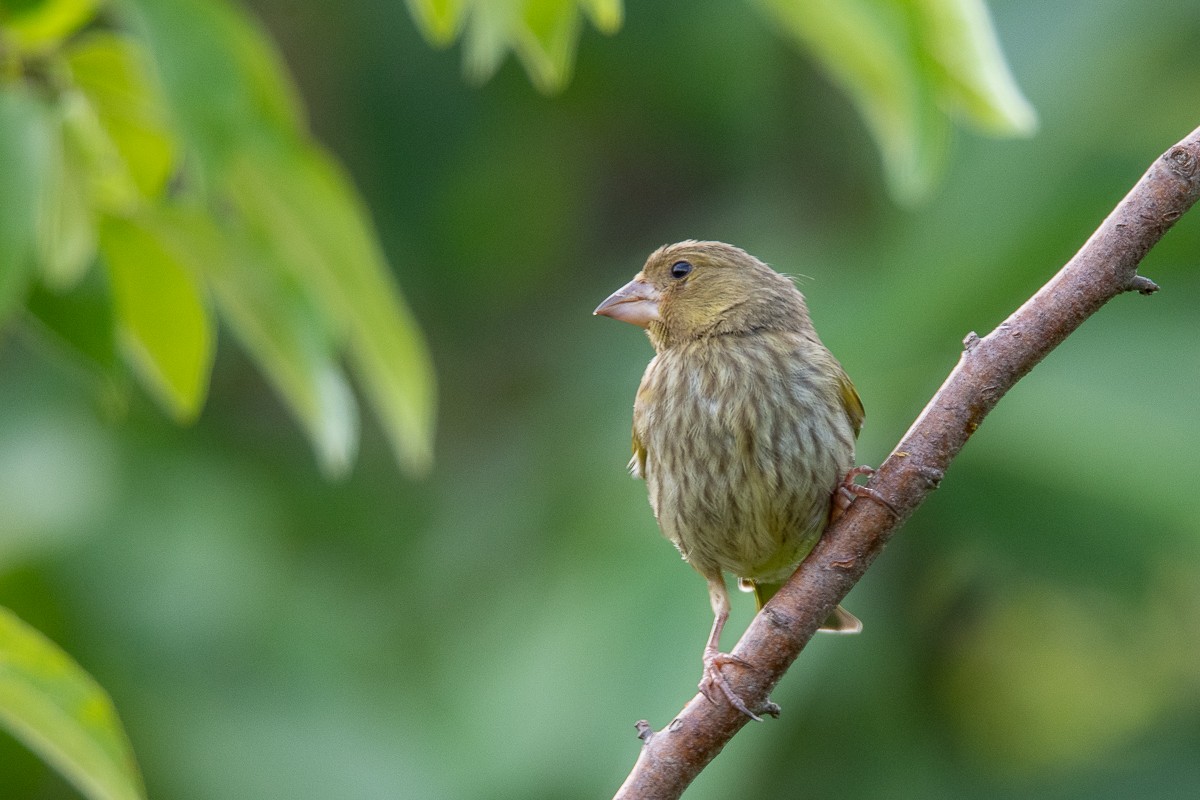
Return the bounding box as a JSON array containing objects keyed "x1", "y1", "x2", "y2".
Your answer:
[
  {"x1": 99, "y1": 212, "x2": 213, "y2": 422},
  {"x1": 226, "y1": 143, "x2": 436, "y2": 473},
  {"x1": 755, "y1": 0, "x2": 1035, "y2": 203},
  {"x1": 577, "y1": 0, "x2": 621, "y2": 34},
  {"x1": 25, "y1": 276, "x2": 119, "y2": 375},
  {"x1": 36, "y1": 91, "x2": 100, "y2": 291},
  {"x1": 514, "y1": 0, "x2": 581, "y2": 93},
  {"x1": 65, "y1": 31, "x2": 178, "y2": 198},
  {"x1": 155, "y1": 204, "x2": 361, "y2": 477},
  {"x1": 121, "y1": 0, "x2": 305, "y2": 171},
  {"x1": 0, "y1": 84, "x2": 53, "y2": 327},
  {"x1": 911, "y1": 0, "x2": 1037, "y2": 135},
  {"x1": 58, "y1": 87, "x2": 141, "y2": 215},
  {"x1": 119, "y1": 0, "x2": 435, "y2": 474},
  {"x1": 462, "y1": 0, "x2": 519, "y2": 85},
  {"x1": 0, "y1": 605, "x2": 145, "y2": 800},
  {"x1": 757, "y1": 0, "x2": 949, "y2": 204},
  {"x1": 449, "y1": 0, "x2": 621, "y2": 92},
  {"x1": 405, "y1": 0, "x2": 469, "y2": 47},
  {"x1": 0, "y1": 0, "x2": 97, "y2": 51}
]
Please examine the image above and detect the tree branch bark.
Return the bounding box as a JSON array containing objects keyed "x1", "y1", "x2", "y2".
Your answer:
[{"x1": 613, "y1": 123, "x2": 1200, "y2": 800}]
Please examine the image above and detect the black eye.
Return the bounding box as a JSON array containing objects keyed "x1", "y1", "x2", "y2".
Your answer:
[{"x1": 670, "y1": 260, "x2": 692, "y2": 279}]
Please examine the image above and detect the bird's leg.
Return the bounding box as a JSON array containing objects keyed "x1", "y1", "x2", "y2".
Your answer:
[
  {"x1": 698, "y1": 576, "x2": 778, "y2": 721},
  {"x1": 832, "y1": 465, "x2": 899, "y2": 522}
]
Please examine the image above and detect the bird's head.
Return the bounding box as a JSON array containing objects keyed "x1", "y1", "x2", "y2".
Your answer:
[{"x1": 594, "y1": 241, "x2": 811, "y2": 350}]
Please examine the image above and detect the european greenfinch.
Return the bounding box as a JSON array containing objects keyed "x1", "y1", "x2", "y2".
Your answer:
[{"x1": 595, "y1": 241, "x2": 870, "y2": 719}]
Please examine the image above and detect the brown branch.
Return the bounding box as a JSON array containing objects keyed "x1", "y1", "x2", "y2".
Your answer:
[{"x1": 613, "y1": 124, "x2": 1200, "y2": 800}]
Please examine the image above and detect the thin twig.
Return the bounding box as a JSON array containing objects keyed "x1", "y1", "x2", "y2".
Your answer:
[{"x1": 613, "y1": 123, "x2": 1200, "y2": 800}]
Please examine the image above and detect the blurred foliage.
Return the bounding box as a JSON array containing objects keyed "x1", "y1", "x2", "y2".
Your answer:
[
  {"x1": 0, "y1": 606, "x2": 144, "y2": 800},
  {"x1": 0, "y1": 0, "x2": 435, "y2": 478},
  {"x1": 405, "y1": 0, "x2": 624, "y2": 93},
  {"x1": 1, "y1": 0, "x2": 1199, "y2": 799},
  {"x1": 757, "y1": 0, "x2": 1036, "y2": 202},
  {"x1": 404, "y1": 0, "x2": 1035, "y2": 201}
]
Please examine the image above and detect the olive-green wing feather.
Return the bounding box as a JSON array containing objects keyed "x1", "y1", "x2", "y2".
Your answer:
[
  {"x1": 629, "y1": 427, "x2": 647, "y2": 479},
  {"x1": 837, "y1": 370, "x2": 865, "y2": 438}
]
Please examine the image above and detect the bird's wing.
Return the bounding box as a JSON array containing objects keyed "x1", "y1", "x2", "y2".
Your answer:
[
  {"x1": 629, "y1": 427, "x2": 647, "y2": 479},
  {"x1": 837, "y1": 369, "x2": 865, "y2": 438}
]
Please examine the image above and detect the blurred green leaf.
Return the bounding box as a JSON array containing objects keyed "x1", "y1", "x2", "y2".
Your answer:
[
  {"x1": 98, "y1": 212, "x2": 213, "y2": 422},
  {"x1": 461, "y1": 0, "x2": 520, "y2": 85},
  {"x1": 226, "y1": 144, "x2": 436, "y2": 473},
  {"x1": 0, "y1": 84, "x2": 52, "y2": 326},
  {"x1": 0, "y1": 605, "x2": 144, "y2": 800},
  {"x1": 58, "y1": 87, "x2": 140, "y2": 215},
  {"x1": 36, "y1": 92, "x2": 99, "y2": 291},
  {"x1": 25, "y1": 277, "x2": 118, "y2": 376},
  {"x1": 0, "y1": 0, "x2": 96, "y2": 51},
  {"x1": 122, "y1": 0, "x2": 305, "y2": 170},
  {"x1": 514, "y1": 0, "x2": 581, "y2": 93},
  {"x1": 913, "y1": 0, "x2": 1037, "y2": 134},
  {"x1": 757, "y1": 0, "x2": 950, "y2": 203},
  {"x1": 119, "y1": 0, "x2": 436, "y2": 473},
  {"x1": 403, "y1": 0, "x2": 1029, "y2": 197},
  {"x1": 404, "y1": 0, "x2": 468, "y2": 46},
  {"x1": 754, "y1": 0, "x2": 1035, "y2": 203},
  {"x1": 65, "y1": 31, "x2": 177, "y2": 198},
  {"x1": 155, "y1": 204, "x2": 361, "y2": 478},
  {"x1": 578, "y1": 0, "x2": 621, "y2": 33},
  {"x1": 422, "y1": 0, "x2": 621, "y2": 93}
]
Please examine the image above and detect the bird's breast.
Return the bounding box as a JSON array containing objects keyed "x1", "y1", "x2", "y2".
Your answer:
[{"x1": 634, "y1": 336, "x2": 855, "y2": 581}]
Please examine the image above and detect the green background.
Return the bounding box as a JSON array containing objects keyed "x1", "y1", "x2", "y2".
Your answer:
[{"x1": 2, "y1": 0, "x2": 1199, "y2": 797}]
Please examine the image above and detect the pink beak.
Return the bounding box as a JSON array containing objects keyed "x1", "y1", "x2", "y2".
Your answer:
[{"x1": 593, "y1": 278, "x2": 661, "y2": 328}]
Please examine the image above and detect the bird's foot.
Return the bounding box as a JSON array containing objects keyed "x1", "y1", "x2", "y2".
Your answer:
[
  {"x1": 699, "y1": 650, "x2": 780, "y2": 721},
  {"x1": 833, "y1": 465, "x2": 899, "y2": 521}
]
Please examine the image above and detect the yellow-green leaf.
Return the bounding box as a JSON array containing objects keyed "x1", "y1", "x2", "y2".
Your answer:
[
  {"x1": 37, "y1": 92, "x2": 100, "y2": 290},
  {"x1": 0, "y1": 0, "x2": 97, "y2": 51},
  {"x1": 756, "y1": 0, "x2": 949, "y2": 204},
  {"x1": 156, "y1": 204, "x2": 361, "y2": 477},
  {"x1": 911, "y1": 0, "x2": 1037, "y2": 135},
  {"x1": 25, "y1": 278, "x2": 120, "y2": 376},
  {"x1": 515, "y1": 0, "x2": 581, "y2": 93},
  {"x1": 123, "y1": 0, "x2": 305, "y2": 170},
  {"x1": 452, "y1": 0, "x2": 619, "y2": 92},
  {"x1": 226, "y1": 143, "x2": 436, "y2": 473},
  {"x1": 577, "y1": 0, "x2": 622, "y2": 34},
  {"x1": 462, "y1": 0, "x2": 519, "y2": 85},
  {"x1": 405, "y1": 0, "x2": 469, "y2": 47},
  {"x1": 66, "y1": 31, "x2": 177, "y2": 198},
  {"x1": 56, "y1": 87, "x2": 141, "y2": 216},
  {"x1": 0, "y1": 605, "x2": 145, "y2": 800},
  {"x1": 0, "y1": 84, "x2": 52, "y2": 325},
  {"x1": 99, "y1": 212, "x2": 213, "y2": 422}
]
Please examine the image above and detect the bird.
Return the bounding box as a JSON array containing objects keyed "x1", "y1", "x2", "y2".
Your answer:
[{"x1": 594, "y1": 240, "x2": 877, "y2": 720}]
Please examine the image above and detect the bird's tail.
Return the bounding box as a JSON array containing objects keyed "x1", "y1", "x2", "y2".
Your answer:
[{"x1": 742, "y1": 579, "x2": 863, "y2": 634}]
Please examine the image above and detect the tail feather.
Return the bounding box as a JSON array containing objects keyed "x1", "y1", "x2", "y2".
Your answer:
[
  {"x1": 745, "y1": 579, "x2": 862, "y2": 634},
  {"x1": 819, "y1": 604, "x2": 863, "y2": 634}
]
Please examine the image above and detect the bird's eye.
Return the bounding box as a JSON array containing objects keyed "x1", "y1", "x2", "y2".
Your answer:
[{"x1": 670, "y1": 260, "x2": 693, "y2": 279}]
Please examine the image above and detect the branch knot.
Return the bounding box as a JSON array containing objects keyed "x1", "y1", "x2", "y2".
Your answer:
[{"x1": 1166, "y1": 145, "x2": 1197, "y2": 178}]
